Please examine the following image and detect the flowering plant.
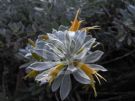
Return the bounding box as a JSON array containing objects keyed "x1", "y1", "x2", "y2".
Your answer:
[{"x1": 24, "y1": 9, "x2": 107, "y2": 100}]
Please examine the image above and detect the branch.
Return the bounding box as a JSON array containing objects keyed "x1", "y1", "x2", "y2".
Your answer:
[{"x1": 101, "y1": 49, "x2": 135, "y2": 65}]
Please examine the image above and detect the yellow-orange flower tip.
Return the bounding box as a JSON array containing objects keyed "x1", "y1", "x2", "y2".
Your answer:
[
  {"x1": 28, "y1": 38, "x2": 35, "y2": 47},
  {"x1": 39, "y1": 35, "x2": 49, "y2": 40},
  {"x1": 24, "y1": 70, "x2": 38, "y2": 79},
  {"x1": 48, "y1": 64, "x2": 64, "y2": 84},
  {"x1": 69, "y1": 8, "x2": 83, "y2": 32}
]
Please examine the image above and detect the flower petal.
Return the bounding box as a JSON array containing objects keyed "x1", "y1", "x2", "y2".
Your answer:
[
  {"x1": 25, "y1": 53, "x2": 32, "y2": 57},
  {"x1": 67, "y1": 64, "x2": 77, "y2": 72},
  {"x1": 81, "y1": 38, "x2": 96, "y2": 49},
  {"x1": 48, "y1": 32, "x2": 65, "y2": 45},
  {"x1": 35, "y1": 40, "x2": 47, "y2": 49},
  {"x1": 60, "y1": 71, "x2": 71, "y2": 100},
  {"x1": 70, "y1": 39, "x2": 76, "y2": 53},
  {"x1": 48, "y1": 39, "x2": 66, "y2": 53},
  {"x1": 58, "y1": 25, "x2": 68, "y2": 31},
  {"x1": 33, "y1": 49, "x2": 60, "y2": 61},
  {"x1": 88, "y1": 64, "x2": 107, "y2": 72},
  {"x1": 64, "y1": 31, "x2": 72, "y2": 53},
  {"x1": 74, "y1": 48, "x2": 89, "y2": 60},
  {"x1": 84, "y1": 35, "x2": 93, "y2": 43},
  {"x1": 46, "y1": 43, "x2": 65, "y2": 58},
  {"x1": 73, "y1": 69, "x2": 90, "y2": 84},
  {"x1": 74, "y1": 31, "x2": 86, "y2": 50},
  {"x1": 35, "y1": 71, "x2": 49, "y2": 84},
  {"x1": 51, "y1": 73, "x2": 64, "y2": 92},
  {"x1": 28, "y1": 62, "x2": 57, "y2": 71},
  {"x1": 85, "y1": 50, "x2": 104, "y2": 63}
]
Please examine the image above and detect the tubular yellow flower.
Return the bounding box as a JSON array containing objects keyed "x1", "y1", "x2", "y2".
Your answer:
[
  {"x1": 24, "y1": 70, "x2": 39, "y2": 79},
  {"x1": 78, "y1": 63, "x2": 96, "y2": 75},
  {"x1": 76, "y1": 62, "x2": 97, "y2": 96},
  {"x1": 48, "y1": 64, "x2": 64, "y2": 84},
  {"x1": 69, "y1": 9, "x2": 82, "y2": 31},
  {"x1": 69, "y1": 9, "x2": 100, "y2": 32},
  {"x1": 39, "y1": 35, "x2": 49, "y2": 40},
  {"x1": 89, "y1": 75, "x2": 97, "y2": 97},
  {"x1": 28, "y1": 38, "x2": 35, "y2": 47},
  {"x1": 74, "y1": 62, "x2": 106, "y2": 96}
]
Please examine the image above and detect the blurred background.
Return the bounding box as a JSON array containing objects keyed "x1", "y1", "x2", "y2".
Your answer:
[{"x1": 0, "y1": 0, "x2": 135, "y2": 101}]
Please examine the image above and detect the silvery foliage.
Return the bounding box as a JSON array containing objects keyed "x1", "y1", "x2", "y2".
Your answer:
[
  {"x1": 26, "y1": 25, "x2": 107, "y2": 100},
  {"x1": 19, "y1": 45, "x2": 33, "y2": 58}
]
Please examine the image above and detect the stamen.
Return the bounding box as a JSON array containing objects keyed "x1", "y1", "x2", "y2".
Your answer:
[
  {"x1": 94, "y1": 74, "x2": 101, "y2": 85},
  {"x1": 96, "y1": 72, "x2": 107, "y2": 82},
  {"x1": 92, "y1": 85, "x2": 97, "y2": 97},
  {"x1": 92, "y1": 42, "x2": 100, "y2": 48},
  {"x1": 89, "y1": 75, "x2": 97, "y2": 97},
  {"x1": 74, "y1": 8, "x2": 80, "y2": 21},
  {"x1": 81, "y1": 26, "x2": 100, "y2": 32}
]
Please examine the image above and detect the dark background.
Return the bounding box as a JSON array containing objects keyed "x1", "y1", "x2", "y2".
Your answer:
[{"x1": 0, "y1": 0, "x2": 135, "y2": 101}]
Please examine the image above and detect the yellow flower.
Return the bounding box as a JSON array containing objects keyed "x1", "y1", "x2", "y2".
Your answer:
[
  {"x1": 69, "y1": 8, "x2": 100, "y2": 32},
  {"x1": 69, "y1": 9, "x2": 82, "y2": 31},
  {"x1": 73, "y1": 61, "x2": 106, "y2": 96},
  {"x1": 48, "y1": 64, "x2": 64, "y2": 85},
  {"x1": 28, "y1": 38, "x2": 35, "y2": 47},
  {"x1": 24, "y1": 70, "x2": 39, "y2": 79}
]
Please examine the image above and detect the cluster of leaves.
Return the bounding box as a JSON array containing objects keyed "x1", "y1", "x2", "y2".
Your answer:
[
  {"x1": 0, "y1": 0, "x2": 135, "y2": 101},
  {"x1": 0, "y1": 0, "x2": 68, "y2": 100},
  {"x1": 80, "y1": 0, "x2": 135, "y2": 49}
]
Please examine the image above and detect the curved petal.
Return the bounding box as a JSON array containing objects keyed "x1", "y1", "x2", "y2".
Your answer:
[
  {"x1": 64, "y1": 31, "x2": 72, "y2": 53},
  {"x1": 57, "y1": 31, "x2": 65, "y2": 42},
  {"x1": 25, "y1": 53, "x2": 32, "y2": 57},
  {"x1": 85, "y1": 50, "x2": 104, "y2": 63},
  {"x1": 88, "y1": 64, "x2": 107, "y2": 72},
  {"x1": 68, "y1": 31, "x2": 75, "y2": 37},
  {"x1": 51, "y1": 73, "x2": 64, "y2": 92},
  {"x1": 48, "y1": 39, "x2": 66, "y2": 53},
  {"x1": 74, "y1": 31, "x2": 86, "y2": 44},
  {"x1": 70, "y1": 39, "x2": 76, "y2": 53},
  {"x1": 74, "y1": 38, "x2": 96, "y2": 60},
  {"x1": 46, "y1": 43, "x2": 65, "y2": 58},
  {"x1": 33, "y1": 49, "x2": 60, "y2": 61},
  {"x1": 35, "y1": 71, "x2": 49, "y2": 84},
  {"x1": 74, "y1": 31, "x2": 86, "y2": 50},
  {"x1": 73, "y1": 69, "x2": 90, "y2": 84},
  {"x1": 37, "y1": 33, "x2": 66, "y2": 58},
  {"x1": 74, "y1": 48, "x2": 89, "y2": 60},
  {"x1": 28, "y1": 62, "x2": 57, "y2": 71},
  {"x1": 35, "y1": 40, "x2": 47, "y2": 49},
  {"x1": 84, "y1": 35, "x2": 93, "y2": 43},
  {"x1": 81, "y1": 38, "x2": 96, "y2": 49},
  {"x1": 58, "y1": 25, "x2": 68, "y2": 31},
  {"x1": 47, "y1": 33, "x2": 58, "y2": 40},
  {"x1": 60, "y1": 71, "x2": 71, "y2": 100},
  {"x1": 48, "y1": 32, "x2": 65, "y2": 45},
  {"x1": 67, "y1": 64, "x2": 77, "y2": 72}
]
